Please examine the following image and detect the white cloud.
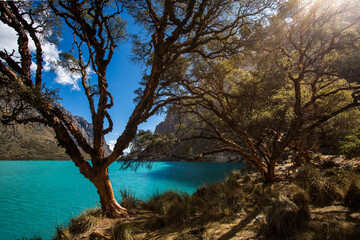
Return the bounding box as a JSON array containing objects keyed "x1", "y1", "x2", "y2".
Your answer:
[
  {"x1": 0, "y1": 22, "x2": 20, "y2": 56},
  {"x1": 108, "y1": 140, "x2": 117, "y2": 151},
  {"x1": 0, "y1": 21, "x2": 80, "y2": 90}
]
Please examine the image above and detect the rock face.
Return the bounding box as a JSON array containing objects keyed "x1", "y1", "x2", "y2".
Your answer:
[
  {"x1": 0, "y1": 104, "x2": 111, "y2": 160},
  {"x1": 154, "y1": 110, "x2": 179, "y2": 135},
  {"x1": 154, "y1": 111, "x2": 243, "y2": 163},
  {"x1": 54, "y1": 103, "x2": 112, "y2": 157}
]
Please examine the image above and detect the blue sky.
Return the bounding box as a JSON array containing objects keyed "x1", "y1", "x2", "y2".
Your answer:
[{"x1": 0, "y1": 13, "x2": 165, "y2": 150}]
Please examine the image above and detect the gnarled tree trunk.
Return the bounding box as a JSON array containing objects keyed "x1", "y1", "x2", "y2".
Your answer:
[
  {"x1": 91, "y1": 167, "x2": 127, "y2": 218},
  {"x1": 264, "y1": 162, "x2": 276, "y2": 184}
]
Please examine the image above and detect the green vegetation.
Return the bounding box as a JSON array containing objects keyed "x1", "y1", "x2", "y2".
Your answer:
[{"x1": 340, "y1": 129, "x2": 360, "y2": 158}]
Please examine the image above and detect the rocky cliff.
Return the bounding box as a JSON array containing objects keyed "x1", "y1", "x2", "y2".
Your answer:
[
  {"x1": 154, "y1": 111, "x2": 243, "y2": 163},
  {"x1": 0, "y1": 104, "x2": 111, "y2": 160}
]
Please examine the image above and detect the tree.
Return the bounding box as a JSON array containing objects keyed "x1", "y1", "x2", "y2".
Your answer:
[
  {"x1": 169, "y1": 0, "x2": 360, "y2": 183},
  {"x1": 0, "y1": 0, "x2": 271, "y2": 217}
]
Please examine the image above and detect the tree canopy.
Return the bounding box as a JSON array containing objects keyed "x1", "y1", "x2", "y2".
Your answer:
[{"x1": 154, "y1": 0, "x2": 360, "y2": 183}]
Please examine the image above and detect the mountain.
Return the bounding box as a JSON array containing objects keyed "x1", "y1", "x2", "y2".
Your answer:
[
  {"x1": 154, "y1": 110, "x2": 243, "y2": 163},
  {"x1": 0, "y1": 105, "x2": 111, "y2": 160}
]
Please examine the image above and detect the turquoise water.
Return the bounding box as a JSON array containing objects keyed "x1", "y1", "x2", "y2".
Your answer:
[{"x1": 0, "y1": 161, "x2": 244, "y2": 239}]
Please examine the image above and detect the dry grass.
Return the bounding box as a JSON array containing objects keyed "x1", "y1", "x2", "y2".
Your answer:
[
  {"x1": 294, "y1": 164, "x2": 343, "y2": 207},
  {"x1": 344, "y1": 178, "x2": 360, "y2": 211},
  {"x1": 52, "y1": 208, "x2": 101, "y2": 239},
  {"x1": 111, "y1": 221, "x2": 134, "y2": 240},
  {"x1": 120, "y1": 188, "x2": 139, "y2": 210},
  {"x1": 52, "y1": 224, "x2": 70, "y2": 240},
  {"x1": 308, "y1": 176, "x2": 342, "y2": 207},
  {"x1": 264, "y1": 192, "x2": 310, "y2": 239},
  {"x1": 142, "y1": 190, "x2": 191, "y2": 225}
]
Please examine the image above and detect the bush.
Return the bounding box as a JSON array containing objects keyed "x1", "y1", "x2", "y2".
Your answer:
[
  {"x1": 344, "y1": 179, "x2": 360, "y2": 211},
  {"x1": 265, "y1": 194, "x2": 310, "y2": 238},
  {"x1": 339, "y1": 130, "x2": 360, "y2": 158},
  {"x1": 111, "y1": 222, "x2": 134, "y2": 240}
]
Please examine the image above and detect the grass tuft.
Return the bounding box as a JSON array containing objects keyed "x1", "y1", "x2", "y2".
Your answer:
[
  {"x1": 344, "y1": 179, "x2": 360, "y2": 211},
  {"x1": 111, "y1": 221, "x2": 134, "y2": 240},
  {"x1": 142, "y1": 190, "x2": 191, "y2": 224},
  {"x1": 120, "y1": 188, "x2": 139, "y2": 210},
  {"x1": 52, "y1": 224, "x2": 70, "y2": 240},
  {"x1": 265, "y1": 194, "x2": 310, "y2": 239},
  {"x1": 294, "y1": 165, "x2": 343, "y2": 207},
  {"x1": 308, "y1": 176, "x2": 342, "y2": 207},
  {"x1": 68, "y1": 210, "x2": 99, "y2": 235}
]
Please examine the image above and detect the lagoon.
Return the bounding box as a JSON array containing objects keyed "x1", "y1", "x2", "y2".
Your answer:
[{"x1": 0, "y1": 161, "x2": 244, "y2": 239}]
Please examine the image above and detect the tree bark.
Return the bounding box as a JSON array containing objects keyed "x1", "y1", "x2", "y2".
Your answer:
[
  {"x1": 264, "y1": 162, "x2": 276, "y2": 184},
  {"x1": 91, "y1": 167, "x2": 127, "y2": 218}
]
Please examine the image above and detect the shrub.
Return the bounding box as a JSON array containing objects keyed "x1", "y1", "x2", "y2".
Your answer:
[
  {"x1": 344, "y1": 179, "x2": 360, "y2": 211},
  {"x1": 339, "y1": 130, "x2": 360, "y2": 158},
  {"x1": 265, "y1": 195, "x2": 310, "y2": 239},
  {"x1": 111, "y1": 222, "x2": 134, "y2": 240}
]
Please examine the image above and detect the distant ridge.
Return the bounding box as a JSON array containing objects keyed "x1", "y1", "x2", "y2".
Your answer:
[{"x1": 0, "y1": 103, "x2": 111, "y2": 160}]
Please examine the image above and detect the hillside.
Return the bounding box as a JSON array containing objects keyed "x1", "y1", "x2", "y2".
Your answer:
[{"x1": 0, "y1": 104, "x2": 111, "y2": 160}]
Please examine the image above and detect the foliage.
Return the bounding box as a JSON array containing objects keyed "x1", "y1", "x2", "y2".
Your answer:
[
  {"x1": 168, "y1": 0, "x2": 360, "y2": 183},
  {"x1": 119, "y1": 130, "x2": 177, "y2": 164},
  {"x1": 339, "y1": 129, "x2": 360, "y2": 158}
]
